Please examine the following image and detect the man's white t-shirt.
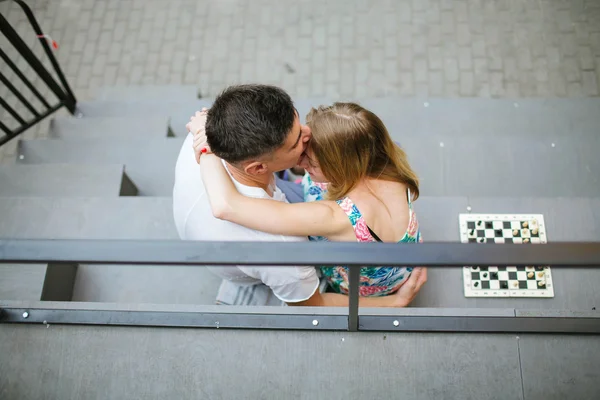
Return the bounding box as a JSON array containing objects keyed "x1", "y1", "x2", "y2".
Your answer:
[{"x1": 172, "y1": 134, "x2": 319, "y2": 303}]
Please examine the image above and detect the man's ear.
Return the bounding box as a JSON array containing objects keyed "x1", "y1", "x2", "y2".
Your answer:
[{"x1": 244, "y1": 161, "x2": 269, "y2": 176}]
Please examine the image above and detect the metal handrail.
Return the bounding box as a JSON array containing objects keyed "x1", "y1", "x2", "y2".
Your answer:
[
  {"x1": 0, "y1": 0, "x2": 76, "y2": 147},
  {"x1": 2, "y1": 239, "x2": 600, "y2": 267},
  {"x1": 1, "y1": 239, "x2": 600, "y2": 334}
]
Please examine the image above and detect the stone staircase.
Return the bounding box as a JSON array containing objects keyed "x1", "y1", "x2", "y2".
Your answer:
[{"x1": 1, "y1": 86, "x2": 599, "y2": 310}]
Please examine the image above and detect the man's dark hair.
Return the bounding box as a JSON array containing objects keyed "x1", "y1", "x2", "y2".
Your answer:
[{"x1": 205, "y1": 84, "x2": 296, "y2": 163}]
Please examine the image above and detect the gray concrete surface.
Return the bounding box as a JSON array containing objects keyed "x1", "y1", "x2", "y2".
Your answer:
[
  {"x1": 16, "y1": 124, "x2": 600, "y2": 197},
  {"x1": 1, "y1": 322, "x2": 598, "y2": 400},
  {"x1": 0, "y1": 196, "x2": 220, "y2": 304},
  {"x1": 48, "y1": 115, "x2": 170, "y2": 140},
  {"x1": 71, "y1": 264, "x2": 221, "y2": 305},
  {"x1": 0, "y1": 265, "x2": 47, "y2": 301},
  {"x1": 17, "y1": 137, "x2": 183, "y2": 196},
  {"x1": 519, "y1": 335, "x2": 600, "y2": 400},
  {"x1": 0, "y1": 196, "x2": 177, "y2": 239},
  {"x1": 0, "y1": 164, "x2": 135, "y2": 197},
  {"x1": 0, "y1": 326, "x2": 528, "y2": 400}
]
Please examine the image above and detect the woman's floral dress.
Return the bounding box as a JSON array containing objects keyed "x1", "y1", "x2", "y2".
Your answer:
[{"x1": 302, "y1": 173, "x2": 422, "y2": 297}]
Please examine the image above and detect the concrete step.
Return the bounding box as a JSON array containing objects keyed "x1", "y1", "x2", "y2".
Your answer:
[
  {"x1": 16, "y1": 132, "x2": 600, "y2": 197},
  {"x1": 402, "y1": 134, "x2": 600, "y2": 197},
  {"x1": 74, "y1": 97, "x2": 333, "y2": 137},
  {"x1": 48, "y1": 116, "x2": 171, "y2": 140},
  {"x1": 0, "y1": 164, "x2": 137, "y2": 197},
  {"x1": 71, "y1": 264, "x2": 221, "y2": 305},
  {"x1": 75, "y1": 100, "x2": 212, "y2": 137},
  {"x1": 0, "y1": 197, "x2": 176, "y2": 239},
  {"x1": 0, "y1": 263, "x2": 221, "y2": 305},
  {"x1": 77, "y1": 96, "x2": 600, "y2": 139},
  {"x1": 0, "y1": 196, "x2": 219, "y2": 305},
  {"x1": 358, "y1": 98, "x2": 600, "y2": 140},
  {"x1": 92, "y1": 85, "x2": 200, "y2": 102},
  {"x1": 17, "y1": 138, "x2": 184, "y2": 196},
  {"x1": 0, "y1": 265, "x2": 47, "y2": 301}
]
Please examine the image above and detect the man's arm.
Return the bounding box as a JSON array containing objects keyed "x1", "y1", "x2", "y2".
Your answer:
[{"x1": 288, "y1": 267, "x2": 428, "y2": 308}]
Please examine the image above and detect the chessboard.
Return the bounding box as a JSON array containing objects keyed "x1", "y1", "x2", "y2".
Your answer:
[{"x1": 459, "y1": 214, "x2": 554, "y2": 298}]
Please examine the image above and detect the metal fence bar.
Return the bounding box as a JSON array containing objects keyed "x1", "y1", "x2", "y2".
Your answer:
[
  {"x1": 0, "y1": 102, "x2": 62, "y2": 147},
  {"x1": 0, "y1": 14, "x2": 69, "y2": 111},
  {"x1": 0, "y1": 71, "x2": 40, "y2": 117},
  {"x1": 0, "y1": 96, "x2": 26, "y2": 124},
  {"x1": 347, "y1": 266, "x2": 360, "y2": 331},
  {"x1": 0, "y1": 308, "x2": 349, "y2": 331},
  {"x1": 1, "y1": 239, "x2": 600, "y2": 267},
  {"x1": 359, "y1": 315, "x2": 600, "y2": 334},
  {"x1": 0, "y1": 121, "x2": 10, "y2": 135},
  {"x1": 12, "y1": 0, "x2": 77, "y2": 112},
  {"x1": 1, "y1": 306, "x2": 599, "y2": 333},
  {"x1": 0, "y1": 48, "x2": 51, "y2": 109}
]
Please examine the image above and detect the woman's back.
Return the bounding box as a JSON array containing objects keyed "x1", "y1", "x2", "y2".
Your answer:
[
  {"x1": 302, "y1": 173, "x2": 422, "y2": 297},
  {"x1": 329, "y1": 178, "x2": 412, "y2": 243}
]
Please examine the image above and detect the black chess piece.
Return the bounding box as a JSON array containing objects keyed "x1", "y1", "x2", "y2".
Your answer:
[{"x1": 491, "y1": 272, "x2": 498, "y2": 279}]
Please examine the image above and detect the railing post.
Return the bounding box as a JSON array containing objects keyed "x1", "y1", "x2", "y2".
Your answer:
[{"x1": 348, "y1": 266, "x2": 360, "y2": 332}]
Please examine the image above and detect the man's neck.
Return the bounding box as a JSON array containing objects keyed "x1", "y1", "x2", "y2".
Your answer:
[{"x1": 225, "y1": 162, "x2": 275, "y2": 196}]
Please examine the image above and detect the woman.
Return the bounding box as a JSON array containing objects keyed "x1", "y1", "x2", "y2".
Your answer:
[{"x1": 194, "y1": 102, "x2": 425, "y2": 298}]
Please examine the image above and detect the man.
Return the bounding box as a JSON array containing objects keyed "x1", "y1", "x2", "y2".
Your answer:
[{"x1": 173, "y1": 84, "x2": 426, "y2": 307}]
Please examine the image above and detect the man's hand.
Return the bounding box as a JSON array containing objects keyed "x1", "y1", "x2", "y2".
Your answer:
[
  {"x1": 186, "y1": 108, "x2": 211, "y2": 164},
  {"x1": 391, "y1": 267, "x2": 428, "y2": 307},
  {"x1": 289, "y1": 267, "x2": 428, "y2": 308}
]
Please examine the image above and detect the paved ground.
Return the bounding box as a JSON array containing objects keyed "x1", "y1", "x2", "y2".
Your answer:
[{"x1": 1, "y1": 0, "x2": 600, "y2": 162}]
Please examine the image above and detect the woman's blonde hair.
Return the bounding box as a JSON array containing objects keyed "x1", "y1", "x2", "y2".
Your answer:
[{"x1": 305, "y1": 102, "x2": 419, "y2": 201}]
